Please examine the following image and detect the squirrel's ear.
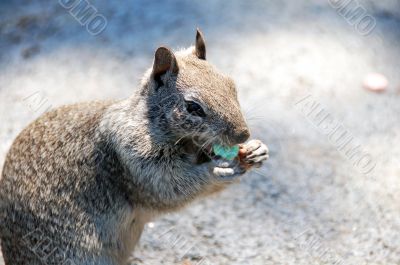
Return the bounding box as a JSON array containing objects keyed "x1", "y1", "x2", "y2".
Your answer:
[
  {"x1": 195, "y1": 28, "x2": 206, "y2": 60},
  {"x1": 152, "y1": 47, "x2": 179, "y2": 79}
]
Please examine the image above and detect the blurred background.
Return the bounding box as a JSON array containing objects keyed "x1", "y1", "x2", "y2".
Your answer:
[{"x1": 0, "y1": 0, "x2": 399, "y2": 264}]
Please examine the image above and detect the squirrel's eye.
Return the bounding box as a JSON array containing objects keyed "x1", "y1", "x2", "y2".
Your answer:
[{"x1": 185, "y1": 101, "x2": 206, "y2": 117}]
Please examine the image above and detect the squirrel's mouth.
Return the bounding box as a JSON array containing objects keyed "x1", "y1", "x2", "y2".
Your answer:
[
  {"x1": 197, "y1": 143, "x2": 214, "y2": 164},
  {"x1": 202, "y1": 144, "x2": 213, "y2": 156},
  {"x1": 179, "y1": 137, "x2": 215, "y2": 164}
]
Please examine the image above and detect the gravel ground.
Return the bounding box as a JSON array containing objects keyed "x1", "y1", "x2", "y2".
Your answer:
[{"x1": 1, "y1": 0, "x2": 400, "y2": 264}]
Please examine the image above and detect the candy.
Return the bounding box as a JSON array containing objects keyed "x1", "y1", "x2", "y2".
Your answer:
[
  {"x1": 238, "y1": 146, "x2": 252, "y2": 169},
  {"x1": 212, "y1": 144, "x2": 239, "y2": 160},
  {"x1": 238, "y1": 146, "x2": 247, "y2": 159}
]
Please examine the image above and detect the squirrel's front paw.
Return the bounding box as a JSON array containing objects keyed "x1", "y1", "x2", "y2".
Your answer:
[
  {"x1": 211, "y1": 159, "x2": 246, "y2": 181},
  {"x1": 207, "y1": 139, "x2": 269, "y2": 181},
  {"x1": 240, "y1": 139, "x2": 269, "y2": 168}
]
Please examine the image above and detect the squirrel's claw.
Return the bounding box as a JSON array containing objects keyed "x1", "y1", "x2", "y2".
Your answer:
[{"x1": 241, "y1": 139, "x2": 269, "y2": 165}]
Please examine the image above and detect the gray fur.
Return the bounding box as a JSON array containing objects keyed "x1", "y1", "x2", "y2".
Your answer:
[{"x1": 0, "y1": 30, "x2": 268, "y2": 265}]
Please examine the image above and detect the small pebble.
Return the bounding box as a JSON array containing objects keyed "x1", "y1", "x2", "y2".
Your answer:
[
  {"x1": 181, "y1": 260, "x2": 193, "y2": 265},
  {"x1": 363, "y1": 73, "x2": 388, "y2": 93}
]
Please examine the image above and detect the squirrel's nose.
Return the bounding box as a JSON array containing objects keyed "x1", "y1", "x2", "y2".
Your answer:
[{"x1": 234, "y1": 128, "x2": 250, "y2": 144}]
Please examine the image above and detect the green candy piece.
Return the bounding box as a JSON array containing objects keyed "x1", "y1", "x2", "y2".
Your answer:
[{"x1": 212, "y1": 144, "x2": 239, "y2": 160}]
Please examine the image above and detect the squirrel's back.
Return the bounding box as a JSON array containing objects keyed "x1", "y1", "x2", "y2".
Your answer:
[{"x1": 0, "y1": 100, "x2": 132, "y2": 264}]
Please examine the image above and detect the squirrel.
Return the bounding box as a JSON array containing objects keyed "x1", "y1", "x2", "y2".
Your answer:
[{"x1": 0, "y1": 29, "x2": 269, "y2": 265}]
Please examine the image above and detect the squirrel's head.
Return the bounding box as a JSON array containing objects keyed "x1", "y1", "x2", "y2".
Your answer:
[{"x1": 143, "y1": 29, "x2": 250, "y2": 151}]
